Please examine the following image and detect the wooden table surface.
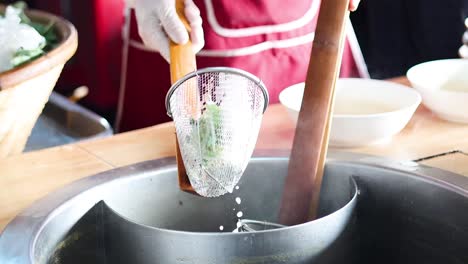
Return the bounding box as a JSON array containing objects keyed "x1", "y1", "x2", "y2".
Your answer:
[{"x1": 2, "y1": 77, "x2": 468, "y2": 232}]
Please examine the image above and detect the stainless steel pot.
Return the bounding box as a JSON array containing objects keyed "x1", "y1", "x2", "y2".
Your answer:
[{"x1": 1, "y1": 151, "x2": 467, "y2": 264}]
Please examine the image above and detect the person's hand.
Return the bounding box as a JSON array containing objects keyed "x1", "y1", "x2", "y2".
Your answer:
[
  {"x1": 460, "y1": 18, "x2": 468, "y2": 59},
  {"x1": 128, "y1": 0, "x2": 204, "y2": 62},
  {"x1": 349, "y1": 0, "x2": 361, "y2": 11}
]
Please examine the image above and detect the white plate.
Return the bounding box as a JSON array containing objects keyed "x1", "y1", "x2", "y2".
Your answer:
[
  {"x1": 279, "y1": 78, "x2": 422, "y2": 147},
  {"x1": 407, "y1": 58, "x2": 468, "y2": 123}
]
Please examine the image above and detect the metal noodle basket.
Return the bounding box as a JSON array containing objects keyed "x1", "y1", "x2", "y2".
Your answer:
[{"x1": 166, "y1": 67, "x2": 269, "y2": 197}]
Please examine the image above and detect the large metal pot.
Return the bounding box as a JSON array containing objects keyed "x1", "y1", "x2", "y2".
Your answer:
[{"x1": 1, "y1": 151, "x2": 467, "y2": 264}]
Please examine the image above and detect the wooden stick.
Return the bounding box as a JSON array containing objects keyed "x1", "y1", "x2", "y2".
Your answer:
[
  {"x1": 169, "y1": 0, "x2": 197, "y2": 194},
  {"x1": 66, "y1": 86, "x2": 89, "y2": 130},
  {"x1": 279, "y1": 0, "x2": 350, "y2": 226}
]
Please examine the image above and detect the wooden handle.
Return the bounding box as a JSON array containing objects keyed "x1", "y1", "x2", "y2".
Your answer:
[
  {"x1": 68, "y1": 86, "x2": 89, "y2": 103},
  {"x1": 279, "y1": 0, "x2": 350, "y2": 225},
  {"x1": 169, "y1": 0, "x2": 198, "y2": 194},
  {"x1": 67, "y1": 86, "x2": 89, "y2": 129},
  {"x1": 170, "y1": 0, "x2": 196, "y2": 83}
]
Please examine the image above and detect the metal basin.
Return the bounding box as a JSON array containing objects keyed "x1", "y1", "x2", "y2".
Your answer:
[
  {"x1": 0, "y1": 151, "x2": 467, "y2": 264},
  {"x1": 25, "y1": 92, "x2": 113, "y2": 152}
]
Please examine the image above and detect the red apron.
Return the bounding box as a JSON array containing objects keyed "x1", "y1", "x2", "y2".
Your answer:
[{"x1": 117, "y1": 0, "x2": 367, "y2": 132}]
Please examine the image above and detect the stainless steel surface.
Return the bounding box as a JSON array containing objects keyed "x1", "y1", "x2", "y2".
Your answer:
[
  {"x1": 1, "y1": 151, "x2": 468, "y2": 264},
  {"x1": 25, "y1": 92, "x2": 113, "y2": 152},
  {"x1": 0, "y1": 152, "x2": 356, "y2": 264},
  {"x1": 165, "y1": 67, "x2": 269, "y2": 117},
  {"x1": 237, "y1": 219, "x2": 286, "y2": 232}
]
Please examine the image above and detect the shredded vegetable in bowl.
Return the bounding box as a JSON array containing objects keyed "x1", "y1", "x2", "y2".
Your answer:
[{"x1": 0, "y1": 3, "x2": 57, "y2": 73}]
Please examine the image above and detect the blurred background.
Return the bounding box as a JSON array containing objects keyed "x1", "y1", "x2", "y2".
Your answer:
[{"x1": 1, "y1": 0, "x2": 467, "y2": 131}]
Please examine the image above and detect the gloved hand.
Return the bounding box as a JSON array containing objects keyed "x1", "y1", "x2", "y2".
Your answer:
[
  {"x1": 460, "y1": 18, "x2": 468, "y2": 58},
  {"x1": 349, "y1": 0, "x2": 361, "y2": 11},
  {"x1": 127, "y1": 0, "x2": 204, "y2": 62}
]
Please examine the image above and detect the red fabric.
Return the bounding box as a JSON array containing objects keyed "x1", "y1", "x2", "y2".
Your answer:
[
  {"x1": 35, "y1": 0, "x2": 125, "y2": 115},
  {"x1": 211, "y1": 0, "x2": 312, "y2": 28},
  {"x1": 118, "y1": 0, "x2": 361, "y2": 132}
]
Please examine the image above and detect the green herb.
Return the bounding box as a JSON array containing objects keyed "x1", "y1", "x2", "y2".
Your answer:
[
  {"x1": 12, "y1": 1, "x2": 30, "y2": 22},
  {"x1": 11, "y1": 44, "x2": 45, "y2": 67},
  {"x1": 29, "y1": 21, "x2": 58, "y2": 49},
  {"x1": 5, "y1": 1, "x2": 58, "y2": 67},
  {"x1": 192, "y1": 103, "x2": 224, "y2": 164}
]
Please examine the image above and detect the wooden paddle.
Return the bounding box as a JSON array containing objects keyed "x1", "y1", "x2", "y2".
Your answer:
[
  {"x1": 170, "y1": 0, "x2": 197, "y2": 194},
  {"x1": 279, "y1": 0, "x2": 351, "y2": 225}
]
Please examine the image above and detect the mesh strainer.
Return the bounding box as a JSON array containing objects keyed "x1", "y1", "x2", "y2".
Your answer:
[{"x1": 166, "y1": 67, "x2": 269, "y2": 197}]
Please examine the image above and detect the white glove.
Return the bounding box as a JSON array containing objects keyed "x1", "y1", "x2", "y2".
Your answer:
[{"x1": 129, "y1": 0, "x2": 204, "y2": 62}]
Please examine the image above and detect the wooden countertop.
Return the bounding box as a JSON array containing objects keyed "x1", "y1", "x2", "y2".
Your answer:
[{"x1": 2, "y1": 77, "x2": 468, "y2": 232}]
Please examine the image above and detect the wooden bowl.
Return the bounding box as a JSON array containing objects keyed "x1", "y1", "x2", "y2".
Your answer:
[{"x1": 0, "y1": 5, "x2": 78, "y2": 158}]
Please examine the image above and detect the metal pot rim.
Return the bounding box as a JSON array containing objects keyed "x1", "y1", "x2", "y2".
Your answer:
[
  {"x1": 164, "y1": 66, "x2": 270, "y2": 117},
  {"x1": 2, "y1": 150, "x2": 468, "y2": 263},
  {"x1": 103, "y1": 172, "x2": 358, "y2": 237}
]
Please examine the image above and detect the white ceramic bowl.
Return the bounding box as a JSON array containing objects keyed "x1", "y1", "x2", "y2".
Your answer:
[
  {"x1": 407, "y1": 58, "x2": 468, "y2": 123},
  {"x1": 279, "y1": 78, "x2": 422, "y2": 148}
]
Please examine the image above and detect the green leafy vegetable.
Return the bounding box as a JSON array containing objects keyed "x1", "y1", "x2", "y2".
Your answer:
[
  {"x1": 11, "y1": 44, "x2": 45, "y2": 67},
  {"x1": 191, "y1": 103, "x2": 224, "y2": 164},
  {"x1": 29, "y1": 21, "x2": 58, "y2": 48},
  {"x1": 5, "y1": 1, "x2": 58, "y2": 68},
  {"x1": 12, "y1": 1, "x2": 30, "y2": 22}
]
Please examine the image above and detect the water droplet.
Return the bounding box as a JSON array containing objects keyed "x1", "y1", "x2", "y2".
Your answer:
[
  {"x1": 235, "y1": 186, "x2": 239, "y2": 190},
  {"x1": 219, "y1": 225, "x2": 224, "y2": 231},
  {"x1": 237, "y1": 211, "x2": 243, "y2": 218},
  {"x1": 235, "y1": 197, "x2": 241, "y2": 205}
]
